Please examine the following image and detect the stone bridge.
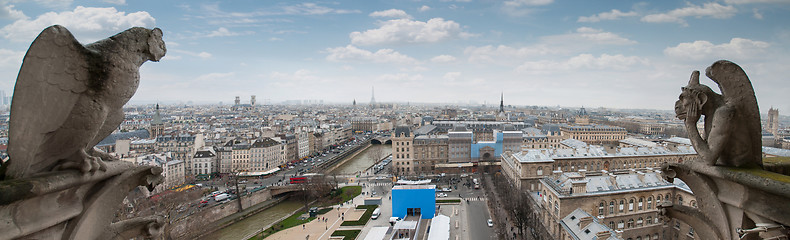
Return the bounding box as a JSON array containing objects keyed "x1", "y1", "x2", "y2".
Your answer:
[
  {"x1": 268, "y1": 185, "x2": 302, "y2": 195},
  {"x1": 371, "y1": 135, "x2": 391, "y2": 144}
]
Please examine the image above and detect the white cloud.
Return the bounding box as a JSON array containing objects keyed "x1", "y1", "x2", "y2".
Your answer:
[
  {"x1": 578, "y1": 9, "x2": 638, "y2": 22},
  {"x1": 0, "y1": 48, "x2": 24, "y2": 68},
  {"x1": 369, "y1": 9, "x2": 411, "y2": 19},
  {"x1": 663, "y1": 38, "x2": 770, "y2": 61},
  {"x1": 376, "y1": 73, "x2": 424, "y2": 82},
  {"x1": 269, "y1": 37, "x2": 283, "y2": 41},
  {"x1": 171, "y1": 49, "x2": 213, "y2": 59},
  {"x1": 419, "y1": 5, "x2": 431, "y2": 12},
  {"x1": 516, "y1": 54, "x2": 649, "y2": 73},
  {"x1": 0, "y1": 6, "x2": 155, "y2": 42},
  {"x1": 443, "y1": 72, "x2": 461, "y2": 81},
  {"x1": 465, "y1": 28, "x2": 636, "y2": 64},
  {"x1": 0, "y1": 2, "x2": 26, "y2": 20},
  {"x1": 270, "y1": 69, "x2": 323, "y2": 83},
  {"x1": 326, "y1": 45, "x2": 417, "y2": 64},
  {"x1": 724, "y1": 0, "x2": 790, "y2": 4},
  {"x1": 431, "y1": 55, "x2": 457, "y2": 63},
  {"x1": 282, "y1": 3, "x2": 359, "y2": 15},
  {"x1": 641, "y1": 3, "x2": 737, "y2": 26},
  {"x1": 753, "y1": 8, "x2": 763, "y2": 19},
  {"x1": 465, "y1": 44, "x2": 554, "y2": 63},
  {"x1": 564, "y1": 27, "x2": 637, "y2": 45},
  {"x1": 102, "y1": 0, "x2": 126, "y2": 5},
  {"x1": 206, "y1": 27, "x2": 252, "y2": 37},
  {"x1": 349, "y1": 18, "x2": 472, "y2": 45},
  {"x1": 504, "y1": 0, "x2": 554, "y2": 7}
]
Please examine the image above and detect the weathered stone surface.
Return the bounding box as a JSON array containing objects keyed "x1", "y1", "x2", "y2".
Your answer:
[
  {"x1": 674, "y1": 60, "x2": 762, "y2": 168},
  {"x1": 0, "y1": 25, "x2": 165, "y2": 240},
  {"x1": 665, "y1": 60, "x2": 789, "y2": 239},
  {"x1": 6, "y1": 25, "x2": 165, "y2": 179}
]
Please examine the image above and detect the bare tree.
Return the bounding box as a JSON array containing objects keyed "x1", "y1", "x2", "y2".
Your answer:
[{"x1": 369, "y1": 146, "x2": 384, "y2": 163}]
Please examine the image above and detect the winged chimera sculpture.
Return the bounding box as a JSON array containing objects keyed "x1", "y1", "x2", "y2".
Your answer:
[
  {"x1": 674, "y1": 60, "x2": 762, "y2": 168},
  {"x1": 4, "y1": 25, "x2": 165, "y2": 179}
]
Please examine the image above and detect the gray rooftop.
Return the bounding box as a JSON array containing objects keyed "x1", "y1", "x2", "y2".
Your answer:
[{"x1": 559, "y1": 208, "x2": 619, "y2": 240}]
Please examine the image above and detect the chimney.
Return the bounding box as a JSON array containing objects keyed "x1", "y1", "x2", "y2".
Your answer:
[
  {"x1": 637, "y1": 171, "x2": 646, "y2": 182},
  {"x1": 553, "y1": 169, "x2": 563, "y2": 178},
  {"x1": 579, "y1": 216, "x2": 594, "y2": 230},
  {"x1": 578, "y1": 169, "x2": 587, "y2": 178},
  {"x1": 609, "y1": 173, "x2": 617, "y2": 187},
  {"x1": 596, "y1": 231, "x2": 612, "y2": 239}
]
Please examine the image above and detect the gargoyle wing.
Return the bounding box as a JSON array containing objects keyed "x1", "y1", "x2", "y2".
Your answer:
[
  {"x1": 7, "y1": 25, "x2": 90, "y2": 179},
  {"x1": 705, "y1": 60, "x2": 762, "y2": 163}
]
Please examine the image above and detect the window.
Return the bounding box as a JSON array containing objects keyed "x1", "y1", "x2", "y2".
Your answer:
[
  {"x1": 646, "y1": 216, "x2": 652, "y2": 225},
  {"x1": 617, "y1": 220, "x2": 624, "y2": 229},
  {"x1": 637, "y1": 217, "x2": 643, "y2": 227},
  {"x1": 647, "y1": 197, "x2": 653, "y2": 209},
  {"x1": 638, "y1": 198, "x2": 644, "y2": 210},
  {"x1": 628, "y1": 219, "x2": 634, "y2": 228},
  {"x1": 609, "y1": 201, "x2": 615, "y2": 214},
  {"x1": 678, "y1": 196, "x2": 684, "y2": 206},
  {"x1": 629, "y1": 199, "x2": 634, "y2": 211},
  {"x1": 598, "y1": 202, "x2": 605, "y2": 216},
  {"x1": 619, "y1": 200, "x2": 624, "y2": 212}
]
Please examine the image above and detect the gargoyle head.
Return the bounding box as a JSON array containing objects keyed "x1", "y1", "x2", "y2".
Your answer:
[
  {"x1": 147, "y1": 28, "x2": 165, "y2": 62},
  {"x1": 675, "y1": 70, "x2": 717, "y2": 120}
]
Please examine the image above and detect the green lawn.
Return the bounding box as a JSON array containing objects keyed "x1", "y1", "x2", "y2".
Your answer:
[
  {"x1": 437, "y1": 199, "x2": 461, "y2": 203},
  {"x1": 249, "y1": 210, "x2": 315, "y2": 240},
  {"x1": 340, "y1": 205, "x2": 377, "y2": 226},
  {"x1": 248, "y1": 185, "x2": 362, "y2": 239},
  {"x1": 338, "y1": 186, "x2": 362, "y2": 203},
  {"x1": 331, "y1": 230, "x2": 361, "y2": 240}
]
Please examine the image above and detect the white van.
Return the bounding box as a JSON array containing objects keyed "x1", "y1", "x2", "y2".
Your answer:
[
  {"x1": 371, "y1": 208, "x2": 381, "y2": 219},
  {"x1": 214, "y1": 193, "x2": 230, "y2": 202}
]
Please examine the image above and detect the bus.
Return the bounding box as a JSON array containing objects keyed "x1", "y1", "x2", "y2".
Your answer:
[{"x1": 290, "y1": 173, "x2": 323, "y2": 184}]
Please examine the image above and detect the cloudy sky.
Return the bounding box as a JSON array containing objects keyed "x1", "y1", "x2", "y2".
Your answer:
[{"x1": 0, "y1": 0, "x2": 788, "y2": 112}]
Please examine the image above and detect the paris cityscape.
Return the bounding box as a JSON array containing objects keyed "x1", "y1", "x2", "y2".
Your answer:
[{"x1": 1, "y1": 1, "x2": 789, "y2": 240}]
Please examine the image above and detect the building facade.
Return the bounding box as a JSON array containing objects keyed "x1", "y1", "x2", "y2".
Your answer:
[
  {"x1": 192, "y1": 148, "x2": 216, "y2": 175},
  {"x1": 392, "y1": 126, "x2": 415, "y2": 175},
  {"x1": 538, "y1": 170, "x2": 696, "y2": 240},
  {"x1": 412, "y1": 135, "x2": 448, "y2": 175},
  {"x1": 560, "y1": 125, "x2": 627, "y2": 145}
]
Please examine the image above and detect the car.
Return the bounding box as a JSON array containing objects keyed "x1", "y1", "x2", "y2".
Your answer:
[
  {"x1": 487, "y1": 219, "x2": 494, "y2": 227},
  {"x1": 200, "y1": 200, "x2": 208, "y2": 204},
  {"x1": 372, "y1": 191, "x2": 377, "y2": 196}
]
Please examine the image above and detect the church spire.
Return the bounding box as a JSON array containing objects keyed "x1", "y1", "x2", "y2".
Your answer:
[{"x1": 499, "y1": 92, "x2": 504, "y2": 113}]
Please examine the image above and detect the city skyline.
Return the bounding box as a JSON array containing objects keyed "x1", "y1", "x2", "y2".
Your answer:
[{"x1": 0, "y1": 0, "x2": 788, "y2": 113}]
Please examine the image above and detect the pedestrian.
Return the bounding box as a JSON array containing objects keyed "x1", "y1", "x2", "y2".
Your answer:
[{"x1": 303, "y1": 224, "x2": 305, "y2": 229}]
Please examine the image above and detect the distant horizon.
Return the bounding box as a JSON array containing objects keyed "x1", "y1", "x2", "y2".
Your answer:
[
  {"x1": 124, "y1": 99, "x2": 790, "y2": 117},
  {"x1": 1, "y1": 1, "x2": 788, "y2": 114}
]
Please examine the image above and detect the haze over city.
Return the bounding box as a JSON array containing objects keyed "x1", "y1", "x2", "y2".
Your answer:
[{"x1": 0, "y1": 0, "x2": 788, "y2": 112}]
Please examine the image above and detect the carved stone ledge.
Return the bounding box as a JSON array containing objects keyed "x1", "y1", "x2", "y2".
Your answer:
[
  {"x1": 661, "y1": 161, "x2": 790, "y2": 239},
  {"x1": 658, "y1": 202, "x2": 723, "y2": 240},
  {"x1": 0, "y1": 161, "x2": 162, "y2": 240}
]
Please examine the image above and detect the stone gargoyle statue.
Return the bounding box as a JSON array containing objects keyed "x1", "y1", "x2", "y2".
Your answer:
[
  {"x1": 674, "y1": 60, "x2": 762, "y2": 168},
  {"x1": 0, "y1": 25, "x2": 166, "y2": 240},
  {"x1": 4, "y1": 25, "x2": 165, "y2": 179}
]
